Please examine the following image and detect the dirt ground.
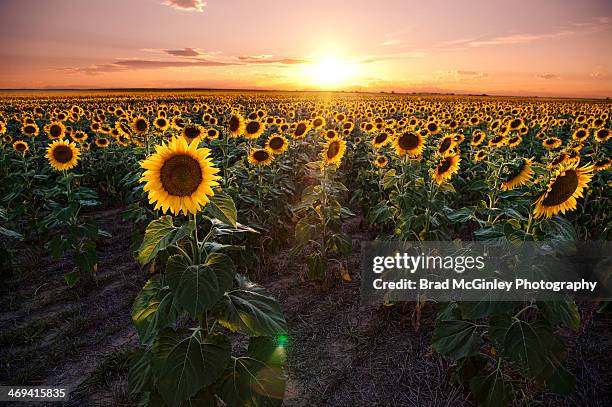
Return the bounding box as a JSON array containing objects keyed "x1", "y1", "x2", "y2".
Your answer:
[{"x1": 0, "y1": 207, "x2": 610, "y2": 406}]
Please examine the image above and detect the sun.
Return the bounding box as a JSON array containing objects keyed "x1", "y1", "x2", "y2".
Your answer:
[{"x1": 305, "y1": 55, "x2": 354, "y2": 88}]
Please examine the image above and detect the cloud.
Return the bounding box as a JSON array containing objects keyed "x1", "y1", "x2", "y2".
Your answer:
[
  {"x1": 536, "y1": 73, "x2": 558, "y2": 80},
  {"x1": 163, "y1": 47, "x2": 201, "y2": 57},
  {"x1": 590, "y1": 67, "x2": 609, "y2": 80},
  {"x1": 162, "y1": 0, "x2": 206, "y2": 12},
  {"x1": 359, "y1": 51, "x2": 426, "y2": 64},
  {"x1": 457, "y1": 70, "x2": 489, "y2": 79},
  {"x1": 468, "y1": 30, "x2": 573, "y2": 47},
  {"x1": 236, "y1": 55, "x2": 307, "y2": 64}
]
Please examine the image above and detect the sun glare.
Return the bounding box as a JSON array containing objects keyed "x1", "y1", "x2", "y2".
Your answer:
[{"x1": 305, "y1": 56, "x2": 355, "y2": 88}]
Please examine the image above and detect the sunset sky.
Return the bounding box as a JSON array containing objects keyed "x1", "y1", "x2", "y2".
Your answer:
[{"x1": 0, "y1": 0, "x2": 610, "y2": 97}]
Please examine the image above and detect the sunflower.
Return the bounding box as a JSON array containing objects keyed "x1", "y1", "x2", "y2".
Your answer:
[
  {"x1": 182, "y1": 124, "x2": 204, "y2": 143},
  {"x1": 323, "y1": 129, "x2": 339, "y2": 140},
  {"x1": 431, "y1": 154, "x2": 460, "y2": 184},
  {"x1": 543, "y1": 137, "x2": 562, "y2": 149},
  {"x1": 292, "y1": 121, "x2": 311, "y2": 139},
  {"x1": 533, "y1": 163, "x2": 594, "y2": 219},
  {"x1": 311, "y1": 116, "x2": 326, "y2": 129},
  {"x1": 44, "y1": 122, "x2": 66, "y2": 140},
  {"x1": 140, "y1": 137, "x2": 220, "y2": 215},
  {"x1": 322, "y1": 137, "x2": 347, "y2": 168},
  {"x1": 2, "y1": 134, "x2": 13, "y2": 144},
  {"x1": 22, "y1": 123, "x2": 39, "y2": 137},
  {"x1": 132, "y1": 116, "x2": 149, "y2": 135},
  {"x1": 154, "y1": 116, "x2": 169, "y2": 130},
  {"x1": 71, "y1": 130, "x2": 88, "y2": 143},
  {"x1": 227, "y1": 112, "x2": 245, "y2": 137},
  {"x1": 266, "y1": 134, "x2": 288, "y2": 154},
  {"x1": 437, "y1": 135, "x2": 456, "y2": 156},
  {"x1": 116, "y1": 134, "x2": 131, "y2": 147},
  {"x1": 374, "y1": 155, "x2": 388, "y2": 168},
  {"x1": 244, "y1": 119, "x2": 265, "y2": 139},
  {"x1": 500, "y1": 158, "x2": 534, "y2": 191},
  {"x1": 45, "y1": 139, "x2": 80, "y2": 171},
  {"x1": 507, "y1": 135, "x2": 523, "y2": 148},
  {"x1": 594, "y1": 128, "x2": 611, "y2": 142},
  {"x1": 393, "y1": 131, "x2": 424, "y2": 157},
  {"x1": 372, "y1": 130, "x2": 392, "y2": 148},
  {"x1": 95, "y1": 138, "x2": 110, "y2": 148},
  {"x1": 488, "y1": 135, "x2": 506, "y2": 148},
  {"x1": 206, "y1": 128, "x2": 219, "y2": 139},
  {"x1": 474, "y1": 150, "x2": 487, "y2": 162},
  {"x1": 13, "y1": 140, "x2": 29, "y2": 156},
  {"x1": 470, "y1": 130, "x2": 485, "y2": 146},
  {"x1": 425, "y1": 121, "x2": 440, "y2": 135},
  {"x1": 572, "y1": 128, "x2": 589, "y2": 141},
  {"x1": 248, "y1": 148, "x2": 274, "y2": 166},
  {"x1": 593, "y1": 157, "x2": 611, "y2": 171}
]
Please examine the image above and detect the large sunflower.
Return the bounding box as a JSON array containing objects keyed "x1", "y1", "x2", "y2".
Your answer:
[
  {"x1": 244, "y1": 119, "x2": 265, "y2": 139},
  {"x1": 248, "y1": 148, "x2": 274, "y2": 166},
  {"x1": 45, "y1": 139, "x2": 80, "y2": 171},
  {"x1": 431, "y1": 154, "x2": 460, "y2": 184},
  {"x1": 533, "y1": 163, "x2": 594, "y2": 219},
  {"x1": 393, "y1": 131, "x2": 424, "y2": 157},
  {"x1": 140, "y1": 137, "x2": 220, "y2": 215},
  {"x1": 500, "y1": 158, "x2": 534, "y2": 191},
  {"x1": 322, "y1": 137, "x2": 347, "y2": 168},
  {"x1": 266, "y1": 134, "x2": 289, "y2": 155}
]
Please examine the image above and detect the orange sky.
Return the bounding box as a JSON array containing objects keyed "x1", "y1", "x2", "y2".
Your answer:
[{"x1": 0, "y1": 0, "x2": 610, "y2": 97}]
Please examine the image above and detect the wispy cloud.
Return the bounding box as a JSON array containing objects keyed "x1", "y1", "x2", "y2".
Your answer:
[
  {"x1": 162, "y1": 0, "x2": 206, "y2": 12},
  {"x1": 536, "y1": 73, "x2": 558, "y2": 80},
  {"x1": 469, "y1": 30, "x2": 573, "y2": 47},
  {"x1": 163, "y1": 47, "x2": 201, "y2": 57},
  {"x1": 359, "y1": 51, "x2": 426, "y2": 64}
]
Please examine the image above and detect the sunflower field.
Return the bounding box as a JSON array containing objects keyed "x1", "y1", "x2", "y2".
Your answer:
[{"x1": 0, "y1": 91, "x2": 610, "y2": 406}]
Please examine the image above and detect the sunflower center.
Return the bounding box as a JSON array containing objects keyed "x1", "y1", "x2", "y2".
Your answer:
[
  {"x1": 15, "y1": 143, "x2": 27, "y2": 152},
  {"x1": 24, "y1": 125, "x2": 36, "y2": 134},
  {"x1": 327, "y1": 141, "x2": 340, "y2": 159},
  {"x1": 438, "y1": 158, "x2": 452, "y2": 174},
  {"x1": 53, "y1": 145, "x2": 74, "y2": 163},
  {"x1": 228, "y1": 115, "x2": 240, "y2": 132},
  {"x1": 246, "y1": 121, "x2": 261, "y2": 134},
  {"x1": 135, "y1": 119, "x2": 148, "y2": 132},
  {"x1": 313, "y1": 118, "x2": 323, "y2": 127},
  {"x1": 541, "y1": 170, "x2": 578, "y2": 206},
  {"x1": 295, "y1": 123, "x2": 307, "y2": 136},
  {"x1": 253, "y1": 150, "x2": 270, "y2": 162},
  {"x1": 374, "y1": 134, "x2": 388, "y2": 144},
  {"x1": 398, "y1": 133, "x2": 419, "y2": 151},
  {"x1": 439, "y1": 137, "x2": 451, "y2": 152},
  {"x1": 184, "y1": 126, "x2": 200, "y2": 139},
  {"x1": 160, "y1": 155, "x2": 203, "y2": 197},
  {"x1": 492, "y1": 136, "x2": 503, "y2": 144},
  {"x1": 269, "y1": 137, "x2": 284, "y2": 150},
  {"x1": 427, "y1": 123, "x2": 437, "y2": 132},
  {"x1": 50, "y1": 125, "x2": 62, "y2": 137}
]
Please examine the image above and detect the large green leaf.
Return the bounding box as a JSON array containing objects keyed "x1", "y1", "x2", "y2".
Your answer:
[
  {"x1": 132, "y1": 275, "x2": 178, "y2": 345},
  {"x1": 217, "y1": 276, "x2": 287, "y2": 337},
  {"x1": 205, "y1": 191, "x2": 237, "y2": 227},
  {"x1": 129, "y1": 348, "x2": 153, "y2": 394},
  {"x1": 469, "y1": 367, "x2": 512, "y2": 407},
  {"x1": 218, "y1": 337, "x2": 285, "y2": 406},
  {"x1": 157, "y1": 332, "x2": 231, "y2": 407},
  {"x1": 432, "y1": 319, "x2": 483, "y2": 360},
  {"x1": 538, "y1": 300, "x2": 581, "y2": 331},
  {"x1": 166, "y1": 253, "x2": 235, "y2": 316},
  {"x1": 138, "y1": 216, "x2": 194, "y2": 265}
]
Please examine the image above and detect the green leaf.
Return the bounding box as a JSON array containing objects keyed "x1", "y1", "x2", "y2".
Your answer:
[
  {"x1": 138, "y1": 216, "x2": 194, "y2": 265},
  {"x1": 157, "y1": 332, "x2": 231, "y2": 407},
  {"x1": 382, "y1": 169, "x2": 398, "y2": 190},
  {"x1": 367, "y1": 201, "x2": 393, "y2": 224},
  {"x1": 218, "y1": 336, "x2": 285, "y2": 406},
  {"x1": 546, "y1": 364, "x2": 576, "y2": 395},
  {"x1": 166, "y1": 253, "x2": 235, "y2": 316},
  {"x1": 48, "y1": 236, "x2": 69, "y2": 259},
  {"x1": 432, "y1": 319, "x2": 483, "y2": 360},
  {"x1": 217, "y1": 276, "x2": 287, "y2": 337},
  {"x1": 132, "y1": 275, "x2": 178, "y2": 345},
  {"x1": 75, "y1": 241, "x2": 97, "y2": 274},
  {"x1": 64, "y1": 271, "x2": 79, "y2": 287},
  {"x1": 0, "y1": 225, "x2": 23, "y2": 240},
  {"x1": 205, "y1": 191, "x2": 237, "y2": 227},
  {"x1": 444, "y1": 206, "x2": 476, "y2": 223},
  {"x1": 459, "y1": 300, "x2": 516, "y2": 320},
  {"x1": 538, "y1": 300, "x2": 581, "y2": 331},
  {"x1": 129, "y1": 348, "x2": 153, "y2": 394},
  {"x1": 305, "y1": 252, "x2": 327, "y2": 280},
  {"x1": 469, "y1": 367, "x2": 512, "y2": 407}
]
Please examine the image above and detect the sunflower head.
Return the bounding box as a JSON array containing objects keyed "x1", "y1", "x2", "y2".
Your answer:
[
  {"x1": 13, "y1": 140, "x2": 29, "y2": 156},
  {"x1": 244, "y1": 120, "x2": 265, "y2": 139},
  {"x1": 322, "y1": 137, "x2": 347, "y2": 168},
  {"x1": 266, "y1": 134, "x2": 288, "y2": 154},
  {"x1": 437, "y1": 135, "x2": 456, "y2": 156},
  {"x1": 593, "y1": 157, "x2": 611, "y2": 171},
  {"x1": 227, "y1": 112, "x2": 245, "y2": 137},
  {"x1": 45, "y1": 139, "x2": 81, "y2": 171},
  {"x1": 182, "y1": 124, "x2": 204, "y2": 143},
  {"x1": 95, "y1": 138, "x2": 110, "y2": 148},
  {"x1": 132, "y1": 116, "x2": 149, "y2": 134},
  {"x1": 140, "y1": 137, "x2": 220, "y2": 215},
  {"x1": 292, "y1": 121, "x2": 311, "y2": 139},
  {"x1": 431, "y1": 154, "x2": 460, "y2": 184},
  {"x1": 248, "y1": 148, "x2": 274, "y2": 166},
  {"x1": 500, "y1": 158, "x2": 534, "y2": 191},
  {"x1": 533, "y1": 163, "x2": 594, "y2": 219},
  {"x1": 374, "y1": 155, "x2": 388, "y2": 168}
]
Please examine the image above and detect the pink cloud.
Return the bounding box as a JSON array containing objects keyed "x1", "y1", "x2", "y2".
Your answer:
[{"x1": 162, "y1": 0, "x2": 206, "y2": 12}]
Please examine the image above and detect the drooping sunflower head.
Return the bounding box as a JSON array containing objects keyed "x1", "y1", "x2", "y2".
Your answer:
[
  {"x1": 474, "y1": 150, "x2": 487, "y2": 162},
  {"x1": 266, "y1": 134, "x2": 288, "y2": 155},
  {"x1": 431, "y1": 154, "x2": 461, "y2": 184},
  {"x1": 500, "y1": 158, "x2": 534, "y2": 191},
  {"x1": 227, "y1": 112, "x2": 245, "y2": 137},
  {"x1": 140, "y1": 137, "x2": 220, "y2": 215},
  {"x1": 488, "y1": 134, "x2": 506, "y2": 148},
  {"x1": 437, "y1": 135, "x2": 456, "y2": 156},
  {"x1": 507, "y1": 135, "x2": 523, "y2": 148},
  {"x1": 322, "y1": 137, "x2": 347, "y2": 168},
  {"x1": 374, "y1": 155, "x2": 388, "y2": 168},
  {"x1": 248, "y1": 148, "x2": 274, "y2": 166},
  {"x1": 393, "y1": 131, "x2": 424, "y2": 157},
  {"x1": 45, "y1": 139, "x2": 80, "y2": 171},
  {"x1": 244, "y1": 119, "x2": 265, "y2": 139},
  {"x1": 13, "y1": 140, "x2": 29, "y2": 156},
  {"x1": 372, "y1": 130, "x2": 392, "y2": 148},
  {"x1": 533, "y1": 163, "x2": 594, "y2": 219}
]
